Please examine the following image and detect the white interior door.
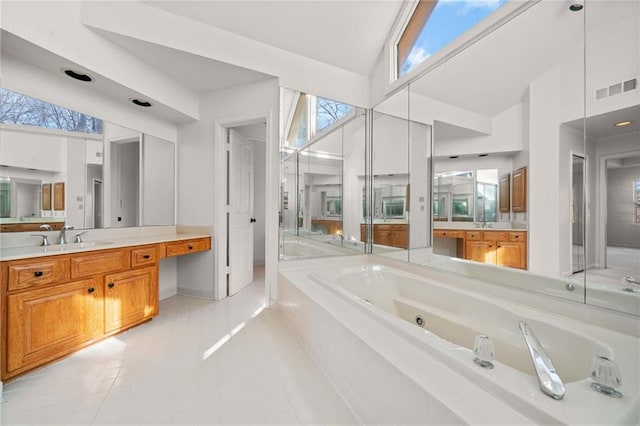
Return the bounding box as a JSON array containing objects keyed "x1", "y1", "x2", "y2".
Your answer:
[{"x1": 229, "y1": 129, "x2": 255, "y2": 296}]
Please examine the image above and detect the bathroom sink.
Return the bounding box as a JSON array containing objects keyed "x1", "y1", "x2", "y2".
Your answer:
[{"x1": 44, "y1": 241, "x2": 114, "y2": 251}]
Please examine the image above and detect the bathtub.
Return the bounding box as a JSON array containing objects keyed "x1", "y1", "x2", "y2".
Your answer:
[
  {"x1": 409, "y1": 251, "x2": 640, "y2": 315},
  {"x1": 279, "y1": 255, "x2": 640, "y2": 425},
  {"x1": 280, "y1": 236, "x2": 349, "y2": 260},
  {"x1": 280, "y1": 235, "x2": 368, "y2": 260}
]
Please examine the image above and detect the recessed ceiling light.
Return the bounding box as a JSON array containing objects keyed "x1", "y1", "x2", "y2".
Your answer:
[
  {"x1": 569, "y1": 3, "x2": 583, "y2": 11},
  {"x1": 131, "y1": 98, "x2": 152, "y2": 108},
  {"x1": 62, "y1": 68, "x2": 93, "y2": 82},
  {"x1": 614, "y1": 120, "x2": 633, "y2": 127}
]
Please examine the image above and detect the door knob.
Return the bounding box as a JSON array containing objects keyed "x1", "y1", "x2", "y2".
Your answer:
[
  {"x1": 250, "y1": 218, "x2": 256, "y2": 223},
  {"x1": 108, "y1": 282, "x2": 115, "y2": 288}
]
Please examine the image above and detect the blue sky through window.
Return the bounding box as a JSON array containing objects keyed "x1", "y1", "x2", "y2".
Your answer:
[{"x1": 400, "y1": 0, "x2": 508, "y2": 76}]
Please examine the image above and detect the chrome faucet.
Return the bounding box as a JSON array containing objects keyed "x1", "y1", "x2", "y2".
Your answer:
[
  {"x1": 40, "y1": 224, "x2": 52, "y2": 231},
  {"x1": 59, "y1": 225, "x2": 74, "y2": 245},
  {"x1": 74, "y1": 231, "x2": 87, "y2": 243},
  {"x1": 519, "y1": 321, "x2": 565, "y2": 400},
  {"x1": 31, "y1": 234, "x2": 50, "y2": 246},
  {"x1": 622, "y1": 276, "x2": 639, "y2": 292}
]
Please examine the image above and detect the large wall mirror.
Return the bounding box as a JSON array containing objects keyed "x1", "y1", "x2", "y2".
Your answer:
[
  {"x1": 279, "y1": 88, "x2": 366, "y2": 260},
  {"x1": 386, "y1": 0, "x2": 638, "y2": 316},
  {"x1": 0, "y1": 91, "x2": 176, "y2": 232}
]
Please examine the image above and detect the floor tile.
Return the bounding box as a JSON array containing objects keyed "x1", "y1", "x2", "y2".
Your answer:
[{"x1": 0, "y1": 267, "x2": 358, "y2": 425}]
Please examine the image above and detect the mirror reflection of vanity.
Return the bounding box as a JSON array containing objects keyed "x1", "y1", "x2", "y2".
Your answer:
[
  {"x1": 279, "y1": 88, "x2": 367, "y2": 260},
  {"x1": 395, "y1": 0, "x2": 638, "y2": 315},
  {"x1": 278, "y1": 1, "x2": 638, "y2": 317},
  {"x1": 0, "y1": 93, "x2": 176, "y2": 233}
]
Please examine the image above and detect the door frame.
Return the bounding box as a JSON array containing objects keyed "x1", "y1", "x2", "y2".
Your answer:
[
  {"x1": 213, "y1": 112, "x2": 277, "y2": 306},
  {"x1": 570, "y1": 152, "x2": 586, "y2": 275},
  {"x1": 597, "y1": 149, "x2": 640, "y2": 270}
]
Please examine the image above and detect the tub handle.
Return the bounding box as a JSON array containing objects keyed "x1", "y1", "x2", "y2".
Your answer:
[{"x1": 519, "y1": 321, "x2": 565, "y2": 400}]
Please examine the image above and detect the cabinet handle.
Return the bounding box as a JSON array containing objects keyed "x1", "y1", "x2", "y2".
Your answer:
[
  {"x1": 108, "y1": 282, "x2": 115, "y2": 288},
  {"x1": 34, "y1": 271, "x2": 43, "y2": 277},
  {"x1": 188, "y1": 245, "x2": 193, "y2": 250},
  {"x1": 143, "y1": 255, "x2": 150, "y2": 259},
  {"x1": 88, "y1": 287, "x2": 95, "y2": 293}
]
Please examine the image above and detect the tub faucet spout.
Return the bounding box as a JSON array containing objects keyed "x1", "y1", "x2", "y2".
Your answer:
[{"x1": 519, "y1": 321, "x2": 565, "y2": 400}]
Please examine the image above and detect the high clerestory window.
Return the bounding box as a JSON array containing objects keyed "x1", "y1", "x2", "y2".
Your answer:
[
  {"x1": 0, "y1": 88, "x2": 103, "y2": 134},
  {"x1": 286, "y1": 93, "x2": 352, "y2": 148},
  {"x1": 397, "y1": 0, "x2": 508, "y2": 78}
]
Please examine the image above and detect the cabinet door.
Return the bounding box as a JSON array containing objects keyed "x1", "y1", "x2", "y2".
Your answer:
[
  {"x1": 465, "y1": 241, "x2": 496, "y2": 264},
  {"x1": 374, "y1": 228, "x2": 393, "y2": 246},
  {"x1": 164, "y1": 238, "x2": 211, "y2": 257},
  {"x1": 391, "y1": 231, "x2": 408, "y2": 249},
  {"x1": 497, "y1": 241, "x2": 527, "y2": 269},
  {"x1": 499, "y1": 173, "x2": 510, "y2": 213},
  {"x1": 512, "y1": 167, "x2": 527, "y2": 212},
  {"x1": 104, "y1": 267, "x2": 158, "y2": 334},
  {"x1": 6, "y1": 279, "x2": 102, "y2": 372}
]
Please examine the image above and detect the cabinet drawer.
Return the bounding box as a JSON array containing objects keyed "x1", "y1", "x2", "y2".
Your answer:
[
  {"x1": 165, "y1": 238, "x2": 211, "y2": 257},
  {"x1": 131, "y1": 246, "x2": 158, "y2": 268},
  {"x1": 434, "y1": 230, "x2": 464, "y2": 239},
  {"x1": 71, "y1": 249, "x2": 130, "y2": 278},
  {"x1": 483, "y1": 231, "x2": 509, "y2": 241},
  {"x1": 7, "y1": 257, "x2": 70, "y2": 292},
  {"x1": 465, "y1": 231, "x2": 482, "y2": 240},
  {"x1": 509, "y1": 232, "x2": 527, "y2": 242}
]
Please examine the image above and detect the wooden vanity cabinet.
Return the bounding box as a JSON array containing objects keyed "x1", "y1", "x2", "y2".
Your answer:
[
  {"x1": 2, "y1": 246, "x2": 157, "y2": 380},
  {"x1": 164, "y1": 237, "x2": 211, "y2": 257},
  {"x1": 6, "y1": 278, "x2": 103, "y2": 373},
  {"x1": 2, "y1": 237, "x2": 211, "y2": 380},
  {"x1": 464, "y1": 231, "x2": 527, "y2": 269},
  {"x1": 104, "y1": 266, "x2": 157, "y2": 334},
  {"x1": 360, "y1": 224, "x2": 408, "y2": 249}
]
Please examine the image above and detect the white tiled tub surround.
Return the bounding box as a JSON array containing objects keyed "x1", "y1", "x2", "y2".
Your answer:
[{"x1": 278, "y1": 255, "x2": 640, "y2": 425}]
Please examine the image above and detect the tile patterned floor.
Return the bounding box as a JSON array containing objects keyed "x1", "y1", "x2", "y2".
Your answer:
[{"x1": 1, "y1": 269, "x2": 358, "y2": 425}]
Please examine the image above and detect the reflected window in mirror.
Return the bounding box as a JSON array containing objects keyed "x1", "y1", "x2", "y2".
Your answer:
[
  {"x1": 284, "y1": 90, "x2": 354, "y2": 148},
  {"x1": 0, "y1": 177, "x2": 10, "y2": 217},
  {"x1": 0, "y1": 88, "x2": 103, "y2": 134}
]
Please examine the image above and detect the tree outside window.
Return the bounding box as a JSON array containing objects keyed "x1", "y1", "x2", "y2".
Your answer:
[{"x1": 0, "y1": 88, "x2": 103, "y2": 134}]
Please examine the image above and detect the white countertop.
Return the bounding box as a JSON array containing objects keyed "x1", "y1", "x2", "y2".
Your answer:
[
  {"x1": 433, "y1": 222, "x2": 527, "y2": 231},
  {"x1": 0, "y1": 226, "x2": 211, "y2": 261},
  {"x1": 1, "y1": 217, "x2": 65, "y2": 224}
]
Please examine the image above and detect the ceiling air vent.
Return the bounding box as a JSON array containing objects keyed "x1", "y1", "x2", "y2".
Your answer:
[{"x1": 595, "y1": 77, "x2": 638, "y2": 100}]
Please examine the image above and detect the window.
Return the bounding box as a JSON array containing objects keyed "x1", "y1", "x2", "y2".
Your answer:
[
  {"x1": 0, "y1": 88, "x2": 103, "y2": 134},
  {"x1": 285, "y1": 92, "x2": 353, "y2": 147},
  {"x1": 316, "y1": 97, "x2": 352, "y2": 133},
  {"x1": 397, "y1": 0, "x2": 508, "y2": 77}
]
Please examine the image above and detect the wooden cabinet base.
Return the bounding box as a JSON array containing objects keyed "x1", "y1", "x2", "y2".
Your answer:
[
  {"x1": 1, "y1": 236, "x2": 210, "y2": 381},
  {"x1": 435, "y1": 229, "x2": 527, "y2": 270}
]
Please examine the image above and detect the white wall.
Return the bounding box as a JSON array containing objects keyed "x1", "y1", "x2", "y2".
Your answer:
[
  {"x1": 527, "y1": 67, "x2": 562, "y2": 278},
  {"x1": 177, "y1": 78, "x2": 279, "y2": 300},
  {"x1": 66, "y1": 138, "x2": 86, "y2": 228},
  {"x1": 2, "y1": 1, "x2": 198, "y2": 126},
  {"x1": 142, "y1": 135, "x2": 175, "y2": 226}
]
